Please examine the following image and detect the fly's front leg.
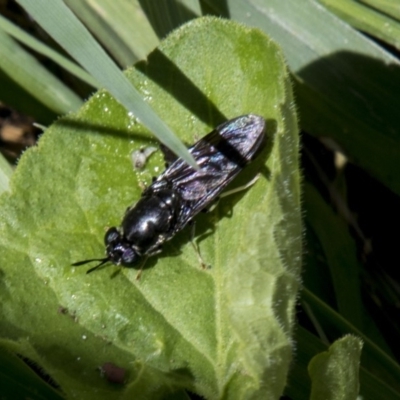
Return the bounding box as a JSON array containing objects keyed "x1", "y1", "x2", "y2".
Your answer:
[{"x1": 135, "y1": 242, "x2": 164, "y2": 280}]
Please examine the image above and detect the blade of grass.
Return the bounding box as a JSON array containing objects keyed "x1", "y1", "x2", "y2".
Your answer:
[
  {"x1": 0, "y1": 69, "x2": 58, "y2": 124},
  {"x1": 319, "y1": 0, "x2": 400, "y2": 50},
  {"x1": 64, "y1": 0, "x2": 159, "y2": 66},
  {"x1": 304, "y1": 182, "x2": 363, "y2": 330},
  {"x1": 0, "y1": 29, "x2": 83, "y2": 114},
  {"x1": 0, "y1": 153, "x2": 12, "y2": 194},
  {"x1": 360, "y1": 0, "x2": 400, "y2": 21},
  {"x1": 0, "y1": 15, "x2": 97, "y2": 87},
  {"x1": 16, "y1": 0, "x2": 197, "y2": 168},
  {"x1": 139, "y1": 0, "x2": 198, "y2": 39}
]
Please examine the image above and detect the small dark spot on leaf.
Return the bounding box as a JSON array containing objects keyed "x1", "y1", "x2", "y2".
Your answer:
[{"x1": 99, "y1": 362, "x2": 126, "y2": 384}]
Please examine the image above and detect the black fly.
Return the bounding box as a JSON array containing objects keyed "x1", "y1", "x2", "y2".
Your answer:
[{"x1": 73, "y1": 114, "x2": 266, "y2": 273}]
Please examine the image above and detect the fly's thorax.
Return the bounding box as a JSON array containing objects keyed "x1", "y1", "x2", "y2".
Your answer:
[{"x1": 120, "y1": 188, "x2": 182, "y2": 253}]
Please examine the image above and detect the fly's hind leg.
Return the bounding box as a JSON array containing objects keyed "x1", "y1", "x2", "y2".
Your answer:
[
  {"x1": 220, "y1": 173, "x2": 260, "y2": 199},
  {"x1": 190, "y1": 174, "x2": 260, "y2": 268},
  {"x1": 206, "y1": 173, "x2": 261, "y2": 213},
  {"x1": 189, "y1": 221, "x2": 210, "y2": 269}
]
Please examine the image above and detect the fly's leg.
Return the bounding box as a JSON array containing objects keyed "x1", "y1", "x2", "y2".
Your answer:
[
  {"x1": 192, "y1": 174, "x2": 260, "y2": 265},
  {"x1": 135, "y1": 244, "x2": 164, "y2": 280},
  {"x1": 189, "y1": 222, "x2": 209, "y2": 269},
  {"x1": 206, "y1": 174, "x2": 261, "y2": 213},
  {"x1": 135, "y1": 256, "x2": 149, "y2": 280},
  {"x1": 220, "y1": 173, "x2": 260, "y2": 199}
]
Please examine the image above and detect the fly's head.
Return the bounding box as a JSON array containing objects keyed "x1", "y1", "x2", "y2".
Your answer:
[
  {"x1": 72, "y1": 227, "x2": 142, "y2": 274},
  {"x1": 104, "y1": 227, "x2": 142, "y2": 267}
]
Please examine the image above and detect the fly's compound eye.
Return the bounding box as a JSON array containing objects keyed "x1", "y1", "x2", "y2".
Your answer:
[
  {"x1": 121, "y1": 248, "x2": 140, "y2": 267},
  {"x1": 105, "y1": 227, "x2": 120, "y2": 245}
]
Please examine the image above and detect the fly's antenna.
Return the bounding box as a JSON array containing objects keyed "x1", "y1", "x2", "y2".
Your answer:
[{"x1": 71, "y1": 258, "x2": 109, "y2": 274}]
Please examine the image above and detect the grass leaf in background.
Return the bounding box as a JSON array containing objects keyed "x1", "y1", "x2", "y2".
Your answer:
[
  {"x1": 304, "y1": 183, "x2": 364, "y2": 330},
  {"x1": 359, "y1": 0, "x2": 400, "y2": 21},
  {"x1": 16, "y1": 0, "x2": 196, "y2": 168},
  {"x1": 64, "y1": 0, "x2": 159, "y2": 66},
  {"x1": 319, "y1": 0, "x2": 400, "y2": 51},
  {"x1": 0, "y1": 17, "x2": 301, "y2": 399},
  {"x1": 0, "y1": 14, "x2": 97, "y2": 87},
  {"x1": 0, "y1": 152, "x2": 12, "y2": 194},
  {"x1": 0, "y1": 28, "x2": 82, "y2": 114}
]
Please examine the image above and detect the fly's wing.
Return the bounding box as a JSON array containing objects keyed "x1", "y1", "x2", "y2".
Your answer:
[{"x1": 151, "y1": 114, "x2": 266, "y2": 229}]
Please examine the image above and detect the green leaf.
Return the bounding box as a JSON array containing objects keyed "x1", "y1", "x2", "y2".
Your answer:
[
  {"x1": 0, "y1": 17, "x2": 301, "y2": 398},
  {"x1": 302, "y1": 289, "x2": 400, "y2": 394},
  {"x1": 286, "y1": 328, "x2": 400, "y2": 400},
  {"x1": 308, "y1": 335, "x2": 363, "y2": 400}
]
